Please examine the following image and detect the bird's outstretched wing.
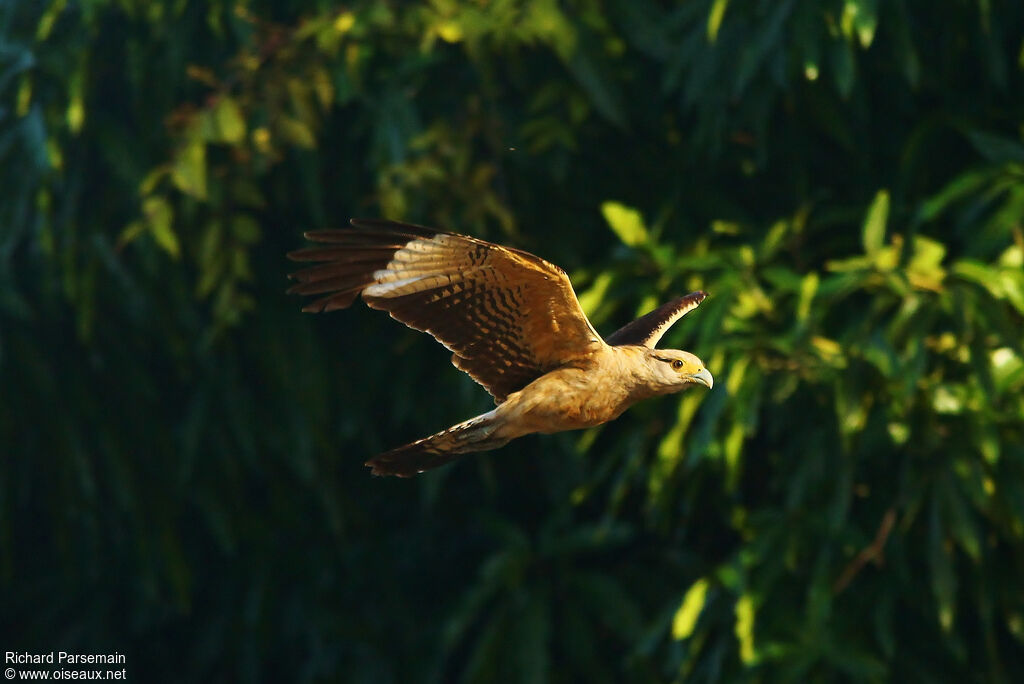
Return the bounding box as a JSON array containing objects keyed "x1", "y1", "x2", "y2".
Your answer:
[
  {"x1": 288, "y1": 219, "x2": 604, "y2": 402},
  {"x1": 605, "y1": 291, "x2": 707, "y2": 347}
]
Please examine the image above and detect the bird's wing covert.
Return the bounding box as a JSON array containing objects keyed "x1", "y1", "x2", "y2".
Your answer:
[
  {"x1": 604, "y1": 291, "x2": 707, "y2": 348},
  {"x1": 288, "y1": 219, "x2": 604, "y2": 402}
]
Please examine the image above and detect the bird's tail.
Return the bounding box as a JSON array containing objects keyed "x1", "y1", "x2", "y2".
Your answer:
[{"x1": 365, "y1": 410, "x2": 509, "y2": 477}]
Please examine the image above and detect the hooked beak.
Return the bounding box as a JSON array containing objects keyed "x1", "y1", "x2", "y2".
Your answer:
[{"x1": 689, "y1": 367, "x2": 714, "y2": 389}]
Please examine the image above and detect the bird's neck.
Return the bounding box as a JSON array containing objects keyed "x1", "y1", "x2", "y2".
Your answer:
[{"x1": 605, "y1": 344, "x2": 668, "y2": 400}]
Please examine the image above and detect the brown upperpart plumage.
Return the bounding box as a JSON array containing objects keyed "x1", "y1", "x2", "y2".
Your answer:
[{"x1": 288, "y1": 219, "x2": 712, "y2": 477}]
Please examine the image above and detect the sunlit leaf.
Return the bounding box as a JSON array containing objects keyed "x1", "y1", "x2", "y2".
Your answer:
[
  {"x1": 855, "y1": 3, "x2": 878, "y2": 48},
  {"x1": 142, "y1": 196, "x2": 179, "y2": 258},
  {"x1": 907, "y1": 235, "x2": 947, "y2": 291},
  {"x1": 734, "y1": 594, "x2": 757, "y2": 664},
  {"x1": 212, "y1": 97, "x2": 246, "y2": 144},
  {"x1": 707, "y1": 0, "x2": 730, "y2": 43},
  {"x1": 600, "y1": 201, "x2": 649, "y2": 247},
  {"x1": 862, "y1": 189, "x2": 889, "y2": 256},
  {"x1": 436, "y1": 20, "x2": 462, "y2": 43},
  {"x1": 171, "y1": 138, "x2": 207, "y2": 199},
  {"x1": 797, "y1": 271, "x2": 819, "y2": 322},
  {"x1": 672, "y1": 578, "x2": 709, "y2": 640},
  {"x1": 576, "y1": 271, "x2": 614, "y2": 318},
  {"x1": 67, "y1": 65, "x2": 84, "y2": 133},
  {"x1": 333, "y1": 10, "x2": 355, "y2": 34}
]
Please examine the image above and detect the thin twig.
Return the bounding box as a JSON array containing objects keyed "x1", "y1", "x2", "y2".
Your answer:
[{"x1": 833, "y1": 507, "x2": 897, "y2": 594}]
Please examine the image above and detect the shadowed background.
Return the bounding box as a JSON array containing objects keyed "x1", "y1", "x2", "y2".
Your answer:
[{"x1": 2, "y1": 1, "x2": 1024, "y2": 681}]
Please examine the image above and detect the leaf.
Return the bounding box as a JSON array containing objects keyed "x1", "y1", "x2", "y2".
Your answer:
[
  {"x1": 600, "y1": 201, "x2": 649, "y2": 247},
  {"x1": 707, "y1": 0, "x2": 730, "y2": 43},
  {"x1": 1000, "y1": 269, "x2": 1024, "y2": 314},
  {"x1": 212, "y1": 97, "x2": 246, "y2": 143},
  {"x1": 576, "y1": 271, "x2": 614, "y2": 318},
  {"x1": 963, "y1": 129, "x2": 1024, "y2": 163},
  {"x1": 231, "y1": 215, "x2": 261, "y2": 245},
  {"x1": 142, "y1": 196, "x2": 179, "y2": 258},
  {"x1": 831, "y1": 37, "x2": 856, "y2": 99},
  {"x1": 734, "y1": 593, "x2": 757, "y2": 664},
  {"x1": 171, "y1": 138, "x2": 207, "y2": 199},
  {"x1": 672, "y1": 578, "x2": 709, "y2": 640},
  {"x1": 333, "y1": 11, "x2": 355, "y2": 34},
  {"x1": 953, "y1": 260, "x2": 1003, "y2": 300},
  {"x1": 197, "y1": 221, "x2": 224, "y2": 297},
  {"x1": 905, "y1": 237, "x2": 947, "y2": 291},
  {"x1": 139, "y1": 165, "x2": 169, "y2": 195},
  {"x1": 566, "y1": 48, "x2": 626, "y2": 128},
  {"x1": 941, "y1": 472, "x2": 982, "y2": 563},
  {"x1": 929, "y1": 494, "x2": 956, "y2": 632},
  {"x1": 853, "y1": 0, "x2": 879, "y2": 48},
  {"x1": 862, "y1": 189, "x2": 889, "y2": 256},
  {"x1": 797, "y1": 271, "x2": 819, "y2": 322},
  {"x1": 841, "y1": 0, "x2": 879, "y2": 49},
  {"x1": 66, "y1": 65, "x2": 85, "y2": 134},
  {"x1": 436, "y1": 20, "x2": 463, "y2": 43},
  {"x1": 916, "y1": 170, "x2": 990, "y2": 223},
  {"x1": 277, "y1": 116, "x2": 316, "y2": 148},
  {"x1": 733, "y1": 0, "x2": 795, "y2": 97},
  {"x1": 724, "y1": 421, "x2": 744, "y2": 491}
]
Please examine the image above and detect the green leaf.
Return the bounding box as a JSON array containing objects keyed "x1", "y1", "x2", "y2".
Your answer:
[
  {"x1": 953, "y1": 260, "x2": 1003, "y2": 300},
  {"x1": 171, "y1": 138, "x2": 207, "y2": 199},
  {"x1": 576, "y1": 271, "x2": 614, "y2": 318},
  {"x1": 672, "y1": 578, "x2": 709, "y2": 640},
  {"x1": 212, "y1": 97, "x2": 246, "y2": 144},
  {"x1": 862, "y1": 189, "x2": 889, "y2": 256},
  {"x1": 707, "y1": 0, "x2": 730, "y2": 43},
  {"x1": 797, "y1": 271, "x2": 819, "y2": 322},
  {"x1": 142, "y1": 196, "x2": 179, "y2": 258},
  {"x1": 853, "y1": 0, "x2": 879, "y2": 48},
  {"x1": 231, "y1": 215, "x2": 261, "y2": 245},
  {"x1": 277, "y1": 116, "x2": 316, "y2": 148},
  {"x1": 963, "y1": 129, "x2": 1024, "y2": 163},
  {"x1": 941, "y1": 472, "x2": 982, "y2": 562},
  {"x1": 930, "y1": 494, "x2": 957, "y2": 632},
  {"x1": 733, "y1": 0, "x2": 794, "y2": 97},
  {"x1": 831, "y1": 37, "x2": 856, "y2": 99},
  {"x1": 916, "y1": 170, "x2": 990, "y2": 223},
  {"x1": 600, "y1": 201, "x2": 649, "y2": 247},
  {"x1": 566, "y1": 48, "x2": 626, "y2": 128},
  {"x1": 734, "y1": 593, "x2": 758, "y2": 664}
]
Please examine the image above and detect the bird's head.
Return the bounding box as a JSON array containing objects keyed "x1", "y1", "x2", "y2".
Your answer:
[{"x1": 641, "y1": 348, "x2": 714, "y2": 393}]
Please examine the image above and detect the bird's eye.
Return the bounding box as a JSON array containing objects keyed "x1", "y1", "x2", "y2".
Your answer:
[{"x1": 671, "y1": 360, "x2": 684, "y2": 370}]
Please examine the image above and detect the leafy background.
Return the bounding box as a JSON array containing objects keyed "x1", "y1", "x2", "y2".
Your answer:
[{"x1": 2, "y1": 0, "x2": 1024, "y2": 681}]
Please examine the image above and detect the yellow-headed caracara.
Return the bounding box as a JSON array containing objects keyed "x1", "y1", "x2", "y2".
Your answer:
[{"x1": 288, "y1": 219, "x2": 712, "y2": 477}]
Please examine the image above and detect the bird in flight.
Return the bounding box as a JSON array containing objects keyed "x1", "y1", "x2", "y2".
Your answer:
[{"x1": 288, "y1": 219, "x2": 713, "y2": 477}]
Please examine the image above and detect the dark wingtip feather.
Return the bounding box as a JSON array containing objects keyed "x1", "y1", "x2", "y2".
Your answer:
[
  {"x1": 348, "y1": 218, "x2": 440, "y2": 238},
  {"x1": 605, "y1": 291, "x2": 708, "y2": 347},
  {"x1": 364, "y1": 450, "x2": 448, "y2": 478},
  {"x1": 365, "y1": 458, "x2": 417, "y2": 478}
]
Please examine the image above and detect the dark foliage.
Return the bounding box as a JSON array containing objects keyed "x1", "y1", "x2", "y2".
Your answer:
[{"x1": 2, "y1": 1, "x2": 1024, "y2": 681}]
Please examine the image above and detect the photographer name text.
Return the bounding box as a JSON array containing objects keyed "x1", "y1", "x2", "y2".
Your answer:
[{"x1": 6, "y1": 653, "x2": 124, "y2": 666}]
